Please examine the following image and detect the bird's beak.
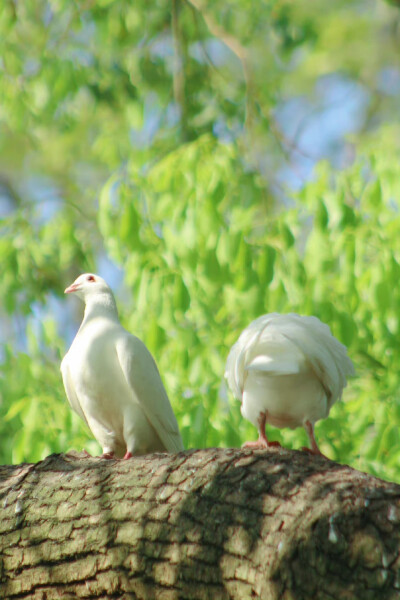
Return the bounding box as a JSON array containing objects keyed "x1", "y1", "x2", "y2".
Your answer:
[{"x1": 64, "y1": 283, "x2": 80, "y2": 294}]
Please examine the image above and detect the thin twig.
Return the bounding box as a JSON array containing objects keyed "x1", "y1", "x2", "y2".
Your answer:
[
  {"x1": 186, "y1": 0, "x2": 255, "y2": 129},
  {"x1": 172, "y1": 0, "x2": 189, "y2": 141}
]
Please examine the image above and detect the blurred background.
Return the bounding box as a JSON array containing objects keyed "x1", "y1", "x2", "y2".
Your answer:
[{"x1": 1, "y1": 0, "x2": 400, "y2": 480}]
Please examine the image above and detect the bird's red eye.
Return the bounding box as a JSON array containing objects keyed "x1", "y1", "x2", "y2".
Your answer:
[{"x1": 87, "y1": 275, "x2": 95, "y2": 282}]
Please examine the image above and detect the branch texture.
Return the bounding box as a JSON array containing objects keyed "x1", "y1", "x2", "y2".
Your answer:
[{"x1": 0, "y1": 448, "x2": 399, "y2": 599}]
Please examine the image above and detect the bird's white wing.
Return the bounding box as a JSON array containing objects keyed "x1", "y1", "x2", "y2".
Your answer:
[
  {"x1": 262, "y1": 314, "x2": 355, "y2": 406},
  {"x1": 225, "y1": 314, "x2": 280, "y2": 399},
  {"x1": 60, "y1": 358, "x2": 89, "y2": 427},
  {"x1": 246, "y1": 351, "x2": 303, "y2": 376},
  {"x1": 225, "y1": 313, "x2": 354, "y2": 408},
  {"x1": 115, "y1": 334, "x2": 184, "y2": 453}
]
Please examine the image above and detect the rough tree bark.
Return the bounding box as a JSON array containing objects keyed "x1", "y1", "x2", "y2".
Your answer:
[{"x1": 0, "y1": 448, "x2": 399, "y2": 600}]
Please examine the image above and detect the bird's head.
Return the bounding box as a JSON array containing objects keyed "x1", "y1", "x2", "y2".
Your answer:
[{"x1": 64, "y1": 273, "x2": 111, "y2": 302}]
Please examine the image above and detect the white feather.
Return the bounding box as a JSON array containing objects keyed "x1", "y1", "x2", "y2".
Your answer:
[
  {"x1": 61, "y1": 274, "x2": 184, "y2": 457},
  {"x1": 225, "y1": 313, "x2": 354, "y2": 432}
]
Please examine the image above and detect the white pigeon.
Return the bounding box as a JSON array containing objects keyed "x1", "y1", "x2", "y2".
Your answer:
[
  {"x1": 225, "y1": 313, "x2": 354, "y2": 455},
  {"x1": 61, "y1": 273, "x2": 184, "y2": 458}
]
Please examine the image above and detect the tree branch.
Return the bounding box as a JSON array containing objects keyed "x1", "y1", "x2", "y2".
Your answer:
[{"x1": 0, "y1": 448, "x2": 399, "y2": 599}]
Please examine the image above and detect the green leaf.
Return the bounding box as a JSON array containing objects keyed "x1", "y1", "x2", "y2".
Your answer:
[
  {"x1": 315, "y1": 198, "x2": 329, "y2": 229},
  {"x1": 257, "y1": 245, "x2": 276, "y2": 286}
]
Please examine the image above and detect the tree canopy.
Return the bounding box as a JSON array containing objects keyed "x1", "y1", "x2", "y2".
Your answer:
[{"x1": 1, "y1": 0, "x2": 400, "y2": 481}]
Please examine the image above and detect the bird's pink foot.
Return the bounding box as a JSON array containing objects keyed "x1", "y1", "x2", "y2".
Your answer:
[
  {"x1": 123, "y1": 451, "x2": 133, "y2": 460},
  {"x1": 242, "y1": 411, "x2": 282, "y2": 450},
  {"x1": 242, "y1": 439, "x2": 268, "y2": 450},
  {"x1": 81, "y1": 449, "x2": 92, "y2": 457},
  {"x1": 242, "y1": 439, "x2": 281, "y2": 450},
  {"x1": 266, "y1": 440, "x2": 282, "y2": 448},
  {"x1": 302, "y1": 421, "x2": 327, "y2": 457},
  {"x1": 99, "y1": 451, "x2": 116, "y2": 460},
  {"x1": 300, "y1": 446, "x2": 327, "y2": 458}
]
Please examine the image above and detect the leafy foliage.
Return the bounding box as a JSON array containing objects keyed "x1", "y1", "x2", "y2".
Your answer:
[{"x1": 1, "y1": 0, "x2": 400, "y2": 481}]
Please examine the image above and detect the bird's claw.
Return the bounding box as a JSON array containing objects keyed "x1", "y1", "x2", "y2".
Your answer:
[
  {"x1": 267, "y1": 440, "x2": 282, "y2": 448},
  {"x1": 99, "y1": 452, "x2": 116, "y2": 460},
  {"x1": 242, "y1": 439, "x2": 281, "y2": 450},
  {"x1": 300, "y1": 446, "x2": 327, "y2": 458}
]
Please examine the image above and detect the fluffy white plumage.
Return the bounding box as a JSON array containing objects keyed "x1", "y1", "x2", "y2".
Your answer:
[
  {"x1": 61, "y1": 273, "x2": 184, "y2": 458},
  {"x1": 225, "y1": 313, "x2": 354, "y2": 454}
]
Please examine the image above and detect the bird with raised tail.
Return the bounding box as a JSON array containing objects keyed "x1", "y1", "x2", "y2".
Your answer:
[
  {"x1": 225, "y1": 313, "x2": 354, "y2": 455},
  {"x1": 61, "y1": 273, "x2": 184, "y2": 458}
]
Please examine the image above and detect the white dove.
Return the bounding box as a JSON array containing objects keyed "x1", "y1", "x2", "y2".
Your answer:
[
  {"x1": 61, "y1": 273, "x2": 184, "y2": 458},
  {"x1": 225, "y1": 313, "x2": 354, "y2": 455}
]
